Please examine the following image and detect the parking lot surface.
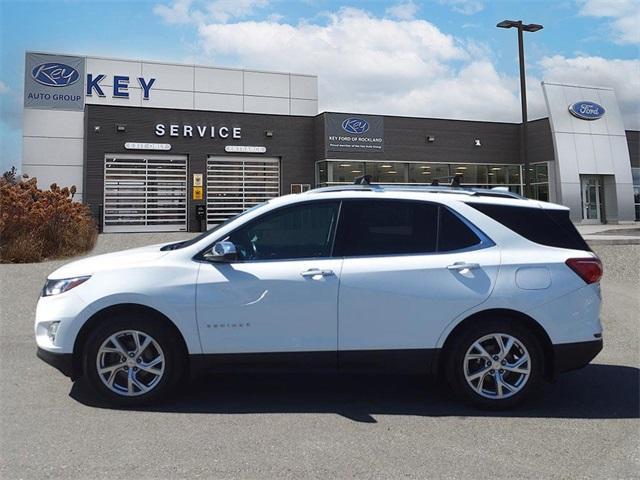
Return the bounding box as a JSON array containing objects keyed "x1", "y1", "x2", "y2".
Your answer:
[{"x1": 1, "y1": 234, "x2": 638, "y2": 479}]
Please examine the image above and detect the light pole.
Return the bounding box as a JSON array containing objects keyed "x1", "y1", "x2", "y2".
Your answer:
[{"x1": 497, "y1": 20, "x2": 543, "y2": 198}]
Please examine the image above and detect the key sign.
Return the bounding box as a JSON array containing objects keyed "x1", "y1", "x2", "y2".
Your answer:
[{"x1": 31, "y1": 63, "x2": 80, "y2": 87}]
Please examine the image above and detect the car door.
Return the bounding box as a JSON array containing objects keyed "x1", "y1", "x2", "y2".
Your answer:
[
  {"x1": 335, "y1": 199, "x2": 500, "y2": 371},
  {"x1": 196, "y1": 200, "x2": 342, "y2": 367}
]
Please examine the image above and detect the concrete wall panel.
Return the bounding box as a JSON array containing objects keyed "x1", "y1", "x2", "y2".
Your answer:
[
  {"x1": 23, "y1": 109, "x2": 84, "y2": 138},
  {"x1": 142, "y1": 63, "x2": 194, "y2": 92},
  {"x1": 244, "y1": 96, "x2": 289, "y2": 115},
  {"x1": 194, "y1": 92, "x2": 244, "y2": 112},
  {"x1": 291, "y1": 99, "x2": 318, "y2": 116},
  {"x1": 143, "y1": 89, "x2": 194, "y2": 110},
  {"x1": 290, "y1": 75, "x2": 318, "y2": 100},
  {"x1": 244, "y1": 71, "x2": 289, "y2": 98},
  {"x1": 23, "y1": 137, "x2": 84, "y2": 167},
  {"x1": 195, "y1": 67, "x2": 243, "y2": 95}
]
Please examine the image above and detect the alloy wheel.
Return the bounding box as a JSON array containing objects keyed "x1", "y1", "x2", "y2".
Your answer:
[
  {"x1": 96, "y1": 330, "x2": 165, "y2": 396},
  {"x1": 463, "y1": 332, "x2": 531, "y2": 400}
]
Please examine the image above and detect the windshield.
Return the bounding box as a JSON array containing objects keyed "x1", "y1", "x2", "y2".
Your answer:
[{"x1": 160, "y1": 202, "x2": 268, "y2": 251}]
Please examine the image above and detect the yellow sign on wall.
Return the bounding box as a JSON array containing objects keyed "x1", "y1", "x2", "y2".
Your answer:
[{"x1": 193, "y1": 186, "x2": 203, "y2": 200}]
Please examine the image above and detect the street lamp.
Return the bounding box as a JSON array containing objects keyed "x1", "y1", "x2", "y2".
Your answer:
[{"x1": 497, "y1": 20, "x2": 543, "y2": 198}]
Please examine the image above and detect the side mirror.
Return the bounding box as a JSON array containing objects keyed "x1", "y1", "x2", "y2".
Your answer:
[{"x1": 204, "y1": 241, "x2": 238, "y2": 262}]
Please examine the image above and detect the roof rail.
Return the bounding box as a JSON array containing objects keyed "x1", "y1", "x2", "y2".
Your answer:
[
  {"x1": 305, "y1": 184, "x2": 382, "y2": 194},
  {"x1": 306, "y1": 183, "x2": 525, "y2": 199}
]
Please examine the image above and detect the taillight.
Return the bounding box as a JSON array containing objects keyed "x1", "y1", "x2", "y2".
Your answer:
[{"x1": 565, "y1": 257, "x2": 603, "y2": 284}]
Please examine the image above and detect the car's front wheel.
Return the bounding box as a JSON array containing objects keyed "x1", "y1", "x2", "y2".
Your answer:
[
  {"x1": 83, "y1": 315, "x2": 185, "y2": 406},
  {"x1": 446, "y1": 319, "x2": 543, "y2": 409}
]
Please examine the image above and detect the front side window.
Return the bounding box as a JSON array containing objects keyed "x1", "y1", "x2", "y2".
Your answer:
[
  {"x1": 333, "y1": 200, "x2": 439, "y2": 256},
  {"x1": 227, "y1": 201, "x2": 340, "y2": 261}
]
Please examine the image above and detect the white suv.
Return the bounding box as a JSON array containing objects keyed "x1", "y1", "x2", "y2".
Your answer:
[{"x1": 35, "y1": 185, "x2": 603, "y2": 408}]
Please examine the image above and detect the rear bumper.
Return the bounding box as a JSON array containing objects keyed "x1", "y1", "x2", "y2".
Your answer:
[
  {"x1": 553, "y1": 339, "x2": 603, "y2": 374},
  {"x1": 37, "y1": 348, "x2": 74, "y2": 378}
]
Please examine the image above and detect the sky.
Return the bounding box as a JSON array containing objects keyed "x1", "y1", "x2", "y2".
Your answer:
[{"x1": 1, "y1": 0, "x2": 639, "y2": 173}]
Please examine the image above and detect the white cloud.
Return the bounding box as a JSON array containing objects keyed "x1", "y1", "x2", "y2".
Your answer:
[
  {"x1": 385, "y1": 1, "x2": 420, "y2": 20},
  {"x1": 193, "y1": 7, "x2": 526, "y2": 122},
  {"x1": 578, "y1": 0, "x2": 640, "y2": 44},
  {"x1": 206, "y1": 0, "x2": 269, "y2": 23},
  {"x1": 153, "y1": 0, "x2": 195, "y2": 24},
  {"x1": 153, "y1": 0, "x2": 268, "y2": 24},
  {"x1": 539, "y1": 55, "x2": 640, "y2": 128},
  {"x1": 154, "y1": 3, "x2": 639, "y2": 129},
  {"x1": 437, "y1": 0, "x2": 484, "y2": 15},
  {"x1": 0, "y1": 81, "x2": 9, "y2": 95}
]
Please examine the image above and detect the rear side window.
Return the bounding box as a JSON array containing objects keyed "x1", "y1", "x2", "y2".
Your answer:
[
  {"x1": 333, "y1": 200, "x2": 483, "y2": 257},
  {"x1": 334, "y1": 200, "x2": 439, "y2": 256},
  {"x1": 437, "y1": 207, "x2": 482, "y2": 252},
  {"x1": 468, "y1": 203, "x2": 590, "y2": 251}
]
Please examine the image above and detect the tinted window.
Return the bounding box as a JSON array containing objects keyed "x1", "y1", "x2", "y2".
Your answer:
[
  {"x1": 162, "y1": 202, "x2": 268, "y2": 251},
  {"x1": 227, "y1": 202, "x2": 339, "y2": 261},
  {"x1": 468, "y1": 203, "x2": 590, "y2": 251},
  {"x1": 334, "y1": 201, "x2": 439, "y2": 256},
  {"x1": 438, "y1": 207, "x2": 482, "y2": 251}
]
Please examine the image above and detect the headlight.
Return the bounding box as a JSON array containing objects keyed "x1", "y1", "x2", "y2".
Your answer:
[{"x1": 42, "y1": 276, "x2": 91, "y2": 297}]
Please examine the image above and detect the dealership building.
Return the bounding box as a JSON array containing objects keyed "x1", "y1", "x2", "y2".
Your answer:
[{"x1": 22, "y1": 51, "x2": 639, "y2": 232}]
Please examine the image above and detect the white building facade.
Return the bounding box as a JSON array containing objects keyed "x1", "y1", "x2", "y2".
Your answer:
[
  {"x1": 542, "y1": 81, "x2": 636, "y2": 223},
  {"x1": 21, "y1": 52, "x2": 638, "y2": 231},
  {"x1": 22, "y1": 51, "x2": 318, "y2": 203}
]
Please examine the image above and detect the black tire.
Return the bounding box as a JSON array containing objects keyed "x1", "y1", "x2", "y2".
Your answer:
[
  {"x1": 445, "y1": 318, "x2": 544, "y2": 409},
  {"x1": 82, "y1": 313, "x2": 186, "y2": 406}
]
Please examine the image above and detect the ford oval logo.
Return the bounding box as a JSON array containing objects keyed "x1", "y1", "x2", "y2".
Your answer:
[
  {"x1": 568, "y1": 101, "x2": 605, "y2": 120},
  {"x1": 31, "y1": 62, "x2": 80, "y2": 87},
  {"x1": 342, "y1": 117, "x2": 369, "y2": 135}
]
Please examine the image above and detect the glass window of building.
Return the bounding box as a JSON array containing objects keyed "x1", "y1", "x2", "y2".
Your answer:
[
  {"x1": 632, "y1": 167, "x2": 640, "y2": 220},
  {"x1": 316, "y1": 160, "x2": 527, "y2": 193},
  {"x1": 330, "y1": 162, "x2": 366, "y2": 184},
  {"x1": 450, "y1": 164, "x2": 489, "y2": 185},
  {"x1": 408, "y1": 163, "x2": 432, "y2": 183},
  {"x1": 317, "y1": 163, "x2": 328, "y2": 185},
  {"x1": 366, "y1": 162, "x2": 408, "y2": 183},
  {"x1": 529, "y1": 162, "x2": 550, "y2": 202}
]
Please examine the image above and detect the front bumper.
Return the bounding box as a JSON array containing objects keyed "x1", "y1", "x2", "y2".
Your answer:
[
  {"x1": 553, "y1": 339, "x2": 603, "y2": 374},
  {"x1": 37, "y1": 347, "x2": 74, "y2": 378}
]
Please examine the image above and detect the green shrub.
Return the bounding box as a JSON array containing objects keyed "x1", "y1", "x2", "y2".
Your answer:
[{"x1": 0, "y1": 172, "x2": 98, "y2": 263}]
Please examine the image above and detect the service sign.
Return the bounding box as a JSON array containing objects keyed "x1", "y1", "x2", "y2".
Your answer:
[
  {"x1": 124, "y1": 142, "x2": 171, "y2": 151},
  {"x1": 24, "y1": 53, "x2": 85, "y2": 110},
  {"x1": 326, "y1": 113, "x2": 384, "y2": 152}
]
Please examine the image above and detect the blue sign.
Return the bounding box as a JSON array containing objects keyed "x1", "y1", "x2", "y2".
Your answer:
[
  {"x1": 86, "y1": 74, "x2": 156, "y2": 100},
  {"x1": 342, "y1": 118, "x2": 370, "y2": 135},
  {"x1": 568, "y1": 101, "x2": 605, "y2": 120},
  {"x1": 31, "y1": 63, "x2": 80, "y2": 87}
]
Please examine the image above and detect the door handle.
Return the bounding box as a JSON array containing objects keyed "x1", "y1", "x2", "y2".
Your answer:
[
  {"x1": 301, "y1": 268, "x2": 334, "y2": 278},
  {"x1": 447, "y1": 262, "x2": 480, "y2": 271}
]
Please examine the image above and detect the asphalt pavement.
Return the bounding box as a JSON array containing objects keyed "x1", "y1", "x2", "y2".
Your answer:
[{"x1": 0, "y1": 235, "x2": 638, "y2": 479}]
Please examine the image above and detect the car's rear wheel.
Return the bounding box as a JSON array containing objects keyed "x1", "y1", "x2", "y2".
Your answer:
[
  {"x1": 83, "y1": 315, "x2": 185, "y2": 406},
  {"x1": 446, "y1": 319, "x2": 543, "y2": 408}
]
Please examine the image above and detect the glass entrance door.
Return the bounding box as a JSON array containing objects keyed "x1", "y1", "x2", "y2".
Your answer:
[{"x1": 580, "y1": 175, "x2": 602, "y2": 224}]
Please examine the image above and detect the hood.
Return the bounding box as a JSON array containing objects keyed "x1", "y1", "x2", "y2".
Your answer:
[{"x1": 48, "y1": 243, "x2": 171, "y2": 279}]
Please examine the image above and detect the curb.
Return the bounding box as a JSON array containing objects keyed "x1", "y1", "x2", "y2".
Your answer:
[{"x1": 586, "y1": 238, "x2": 640, "y2": 246}]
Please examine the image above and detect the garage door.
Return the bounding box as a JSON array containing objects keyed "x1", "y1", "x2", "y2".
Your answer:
[
  {"x1": 206, "y1": 156, "x2": 280, "y2": 227},
  {"x1": 103, "y1": 154, "x2": 188, "y2": 233}
]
